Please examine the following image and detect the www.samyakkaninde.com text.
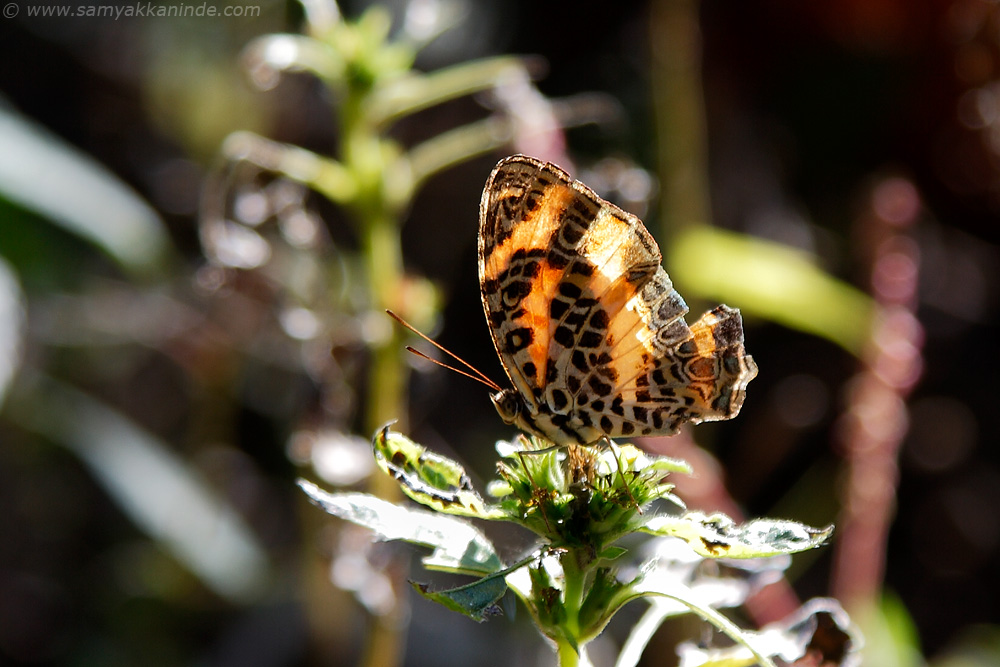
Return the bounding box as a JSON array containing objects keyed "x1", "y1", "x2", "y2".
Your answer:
[{"x1": 16, "y1": 2, "x2": 261, "y2": 19}]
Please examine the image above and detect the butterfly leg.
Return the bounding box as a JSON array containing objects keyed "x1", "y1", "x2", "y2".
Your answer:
[
  {"x1": 516, "y1": 450, "x2": 555, "y2": 534},
  {"x1": 599, "y1": 436, "x2": 642, "y2": 514}
]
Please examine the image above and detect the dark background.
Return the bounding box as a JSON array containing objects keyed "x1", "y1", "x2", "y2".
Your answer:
[{"x1": 0, "y1": 0, "x2": 997, "y2": 665}]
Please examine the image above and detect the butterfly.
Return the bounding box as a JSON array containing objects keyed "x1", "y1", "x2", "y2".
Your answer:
[{"x1": 477, "y1": 155, "x2": 757, "y2": 446}]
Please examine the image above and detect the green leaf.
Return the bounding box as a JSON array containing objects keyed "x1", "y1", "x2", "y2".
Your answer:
[
  {"x1": 372, "y1": 426, "x2": 505, "y2": 519},
  {"x1": 853, "y1": 593, "x2": 922, "y2": 667},
  {"x1": 669, "y1": 226, "x2": 875, "y2": 356},
  {"x1": 675, "y1": 598, "x2": 859, "y2": 667},
  {"x1": 242, "y1": 34, "x2": 347, "y2": 88},
  {"x1": 411, "y1": 570, "x2": 508, "y2": 623},
  {"x1": 298, "y1": 480, "x2": 503, "y2": 576},
  {"x1": 0, "y1": 100, "x2": 173, "y2": 279},
  {"x1": 640, "y1": 511, "x2": 833, "y2": 558},
  {"x1": 7, "y1": 375, "x2": 269, "y2": 602},
  {"x1": 598, "y1": 545, "x2": 628, "y2": 561},
  {"x1": 219, "y1": 132, "x2": 358, "y2": 206},
  {"x1": 367, "y1": 56, "x2": 527, "y2": 127},
  {"x1": 0, "y1": 258, "x2": 23, "y2": 406},
  {"x1": 578, "y1": 567, "x2": 637, "y2": 638},
  {"x1": 638, "y1": 582, "x2": 779, "y2": 667}
]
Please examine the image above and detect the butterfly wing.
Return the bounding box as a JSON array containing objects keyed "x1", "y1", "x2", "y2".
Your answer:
[
  {"x1": 591, "y1": 303, "x2": 758, "y2": 438},
  {"x1": 479, "y1": 156, "x2": 586, "y2": 414},
  {"x1": 478, "y1": 155, "x2": 756, "y2": 444}
]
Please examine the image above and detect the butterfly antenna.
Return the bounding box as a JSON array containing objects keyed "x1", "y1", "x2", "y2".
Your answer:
[
  {"x1": 386, "y1": 310, "x2": 503, "y2": 392},
  {"x1": 404, "y1": 346, "x2": 502, "y2": 391}
]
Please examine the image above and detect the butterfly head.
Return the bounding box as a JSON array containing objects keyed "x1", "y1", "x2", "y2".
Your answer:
[
  {"x1": 490, "y1": 388, "x2": 526, "y2": 428},
  {"x1": 491, "y1": 387, "x2": 561, "y2": 443},
  {"x1": 490, "y1": 387, "x2": 587, "y2": 446}
]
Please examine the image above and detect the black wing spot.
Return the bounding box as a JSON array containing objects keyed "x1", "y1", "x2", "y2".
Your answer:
[
  {"x1": 502, "y1": 280, "x2": 531, "y2": 307},
  {"x1": 713, "y1": 387, "x2": 733, "y2": 413},
  {"x1": 722, "y1": 354, "x2": 741, "y2": 374},
  {"x1": 554, "y1": 326, "x2": 575, "y2": 349},
  {"x1": 597, "y1": 366, "x2": 618, "y2": 382},
  {"x1": 593, "y1": 352, "x2": 613, "y2": 366},
  {"x1": 505, "y1": 327, "x2": 533, "y2": 352},
  {"x1": 588, "y1": 376, "x2": 613, "y2": 397},
  {"x1": 564, "y1": 311, "x2": 586, "y2": 328},
  {"x1": 550, "y1": 299, "x2": 570, "y2": 320},
  {"x1": 558, "y1": 281, "x2": 582, "y2": 299},
  {"x1": 521, "y1": 261, "x2": 541, "y2": 279},
  {"x1": 578, "y1": 330, "x2": 603, "y2": 349},
  {"x1": 589, "y1": 309, "x2": 610, "y2": 330},
  {"x1": 551, "y1": 389, "x2": 568, "y2": 411},
  {"x1": 548, "y1": 248, "x2": 571, "y2": 269},
  {"x1": 610, "y1": 397, "x2": 625, "y2": 416},
  {"x1": 561, "y1": 224, "x2": 584, "y2": 245}
]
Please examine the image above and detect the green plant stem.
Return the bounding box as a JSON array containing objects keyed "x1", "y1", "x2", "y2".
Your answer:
[
  {"x1": 362, "y1": 213, "x2": 407, "y2": 435},
  {"x1": 558, "y1": 548, "x2": 588, "y2": 662},
  {"x1": 556, "y1": 638, "x2": 581, "y2": 667},
  {"x1": 561, "y1": 550, "x2": 585, "y2": 633},
  {"x1": 336, "y1": 35, "x2": 410, "y2": 667},
  {"x1": 650, "y1": 0, "x2": 712, "y2": 239}
]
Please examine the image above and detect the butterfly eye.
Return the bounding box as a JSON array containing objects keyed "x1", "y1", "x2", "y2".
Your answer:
[{"x1": 490, "y1": 389, "x2": 521, "y2": 424}]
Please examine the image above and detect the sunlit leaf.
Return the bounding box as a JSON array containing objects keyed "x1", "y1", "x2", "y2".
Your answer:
[
  {"x1": 242, "y1": 34, "x2": 346, "y2": 90},
  {"x1": 217, "y1": 132, "x2": 357, "y2": 207},
  {"x1": 0, "y1": 100, "x2": 173, "y2": 278},
  {"x1": 669, "y1": 226, "x2": 875, "y2": 356},
  {"x1": 299, "y1": 0, "x2": 341, "y2": 35},
  {"x1": 853, "y1": 593, "x2": 921, "y2": 667},
  {"x1": 633, "y1": 578, "x2": 778, "y2": 667},
  {"x1": 367, "y1": 56, "x2": 527, "y2": 127},
  {"x1": 372, "y1": 426, "x2": 505, "y2": 519},
  {"x1": 676, "y1": 598, "x2": 860, "y2": 667},
  {"x1": 298, "y1": 480, "x2": 503, "y2": 576},
  {"x1": 617, "y1": 540, "x2": 793, "y2": 667},
  {"x1": 640, "y1": 511, "x2": 833, "y2": 558},
  {"x1": 0, "y1": 258, "x2": 23, "y2": 407},
  {"x1": 7, "y1": 375, "x2": 269, "y2": 602}
]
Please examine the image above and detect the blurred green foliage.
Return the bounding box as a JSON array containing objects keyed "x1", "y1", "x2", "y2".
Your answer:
[{"x1": 0, "y1": 1, "x2": 997, "y2": 666}]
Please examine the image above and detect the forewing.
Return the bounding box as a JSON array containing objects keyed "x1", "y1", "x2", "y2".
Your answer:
[{"x1": 479, "y1": 155, "x2": 614, "y2": 413}]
